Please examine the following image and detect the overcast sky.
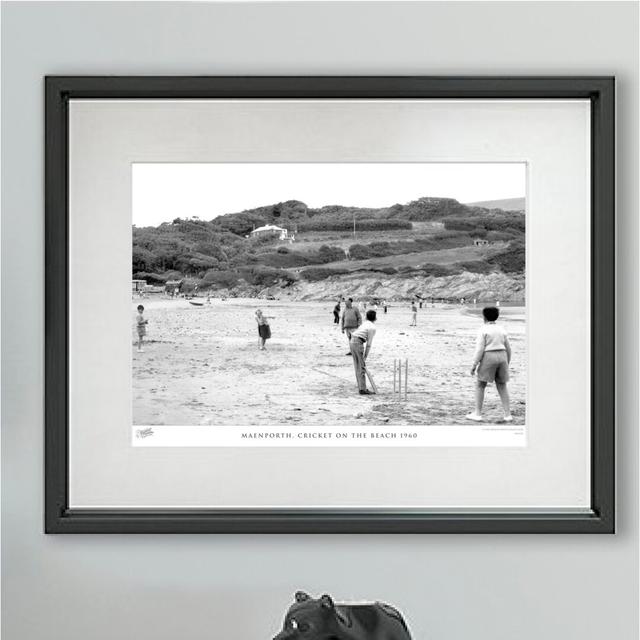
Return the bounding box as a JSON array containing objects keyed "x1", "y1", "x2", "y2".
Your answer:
[{"x1": 132, "y1": 162, "x2": 526, "y2": 227}]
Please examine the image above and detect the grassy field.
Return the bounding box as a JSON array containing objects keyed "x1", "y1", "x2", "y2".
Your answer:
[
  {"x1": 284, "y1": 221, "x2": 448, "y2": 253},
  {"x1": 255, "y1": 221, "x2": 508, "y2": 276},
  {"x1": 295, "y1": 243, "x2": 507, "y2": 273}
]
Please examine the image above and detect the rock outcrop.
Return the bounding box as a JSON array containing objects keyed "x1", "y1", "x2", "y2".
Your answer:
[{"x1": 259, "y1": 271, "x2": 524, "y2": 302}]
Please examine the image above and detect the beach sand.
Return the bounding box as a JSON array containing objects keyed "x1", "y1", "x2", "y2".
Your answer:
[{"x1": 132, "y1": 297, "x2": 526, "y2": 427}]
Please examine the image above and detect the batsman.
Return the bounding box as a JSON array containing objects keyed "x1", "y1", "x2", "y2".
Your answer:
[{"x1": 349, "y1": 309, "x2": 378, "y2": 395}]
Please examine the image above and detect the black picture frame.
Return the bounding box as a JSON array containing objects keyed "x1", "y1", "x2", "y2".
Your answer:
[{"x1": 45, "y1": 76, "x2": 615, "y2": 534}]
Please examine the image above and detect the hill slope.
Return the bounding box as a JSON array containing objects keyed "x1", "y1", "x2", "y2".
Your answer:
[
  {"x1": 466, "y1": 197, "x2": 525, "y2": 212},
  {"x1": 132, "y1": 196, "x2": 525, "y2": 301}
]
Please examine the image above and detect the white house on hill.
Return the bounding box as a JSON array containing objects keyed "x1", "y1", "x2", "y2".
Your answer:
[{"x1": 251, "y1": 224, "x2": 289, "y2": 240}]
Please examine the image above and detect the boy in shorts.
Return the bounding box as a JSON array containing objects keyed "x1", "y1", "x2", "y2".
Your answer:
[
  {"x1": 136, "y1": 304, "x2": 148, "y2": 353},
  {"x1": 466, "y1": 306, "x2": 513, "y2": 422}
]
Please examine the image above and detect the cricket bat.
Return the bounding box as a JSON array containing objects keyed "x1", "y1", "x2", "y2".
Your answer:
[{"x1": 363, "y1": 364, "x2": 378, "y2": 394}]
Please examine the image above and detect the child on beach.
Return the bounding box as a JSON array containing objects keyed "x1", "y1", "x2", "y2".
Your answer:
[
  {"x1": 466, "y1": 306, "x2": 512, "y2": 422},
  {"x1": 332, "y1": 300, "x2": 341, "y2": 325},
  {"x1": 410, "y1": 301, "x2": 417, "y2": 326},
  {"x1": 255, "y1": 309, "x2": 274, "y2": 350},
  {"x1": 136, "y1": 305, "x2": 148, "y2": 353}
]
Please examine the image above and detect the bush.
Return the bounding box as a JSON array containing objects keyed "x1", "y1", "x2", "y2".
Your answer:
[
  {"x1": 201, "y1": 270, "x2": 240, "y2": 288},
  {"x1": 133, "y1": 270, "x2": 183, "y2": 284},
  {"x1": 258, "y1": 252, "x2": 310, "y2": 268},
  {"x1": 238, "y1": 266, "x2": 283, "y2": 287},
  {"x1": 316, "y1": 245, "x2": 346, "y2": 263},
  {"x1": 298, "y1": 219, "x2": 412, "y2": 232},
  {"x1": 372, "y1": 266, "x2": 397, "y2": 275},
  {"x1": 420, "y1": 264, "x2": 454, "y2": 277},
  {"x1": 369, "y1": 241, "x2": 391, "y2": 255},
  {"x1": 456, "y1": 260, "x2": 493, "y2": 274},
  {"x1": 257, "y1": 245, "x2": 345, "y2": 268},
  {"x1": 486, "y1": 230, "x2": 517, "y2": 242},
  {"x1": 347, "y1": 233, "x2": 471, "y2": 261},
  {"x1": 444, "y1": 214, "x2": 525, "y2": 236},
  {"x1": 300, "y1": 267, "x2": 350, "y2": 282},
  {"x1": 472, "y1": 227, "x2": 488, "y2": 239},
  {"x1": 443, "y1": 218, "x2": 476, "y2": 232},
  {"x1": 348, "y1": 244, "x2": 372, "y2": 260},
  {"x1": 487, "y1": 242, "x2": 525, "y2": 273},
  {"x1": 249, "y1": 233, "x2": 279, "y2": 247},
  {"x1": 276, "y1": 246, "x2": 290, "y2": 254},
  {"x1": 187, "y1": 255, "x2": 219, "y2": 270}
]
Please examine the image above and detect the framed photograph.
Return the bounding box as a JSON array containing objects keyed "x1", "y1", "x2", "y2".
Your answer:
[{"x1": 45, "y1": 76, "x2": 614, "y2": 533}]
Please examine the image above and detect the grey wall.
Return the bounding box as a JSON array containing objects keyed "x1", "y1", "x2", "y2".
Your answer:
[{"x1": 2, "y1": 2, "x2": 637, "y2": 639}]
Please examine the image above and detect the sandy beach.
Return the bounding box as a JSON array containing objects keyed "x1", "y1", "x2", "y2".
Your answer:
[{"x1": 132, "y1": 297, "x2": 526, "y2": 428}]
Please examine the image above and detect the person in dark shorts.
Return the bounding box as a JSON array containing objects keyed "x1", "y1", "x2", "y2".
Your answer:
[
  {"x1": 135, "y1": 304, "x2": 148, "y2": 353},
  {"x1": 466, "y1": 306, "x2": 512, "y2": 422},
  {"x1": 332, "y1": 300, "x2": 341, "y2": 324},
  {"x1": 349, "y1": 309, "x2": 377, "y2": 395}
]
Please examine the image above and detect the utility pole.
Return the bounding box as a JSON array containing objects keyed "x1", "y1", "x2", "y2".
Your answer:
[{"x1": 353, "y1": 214, "x2": 356, "y2": 238}]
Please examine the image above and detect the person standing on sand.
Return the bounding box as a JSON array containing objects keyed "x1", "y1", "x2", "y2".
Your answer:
[
  {"x1": 135, "y1": 304, "x2": 148, "y2": 353},
  {"x1": 255, "y1": 309, "x2": 274, "y2": 350},
  {"x1": 466, "y1": 306, "x2": 513, "y2": 423},
  {"x1": 332, "y1": 300, "x2": 341, "y2": 325},
  {"x1": 349, "y1": 309, "x2": 377, "y2": 395},
  {"x1": 409, "y1": 300, "x2": 418, "y2": 326},
  {"x1": 341, "y1": 298, "x2": 362, "y2": 356}
]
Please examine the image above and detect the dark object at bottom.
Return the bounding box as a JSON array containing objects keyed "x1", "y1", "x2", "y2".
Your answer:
[
  {"x1": 359, "y1": 389, "x2": 373, "y2": 395},
  {"x1": 273, "y1": 591, "x2": 412, "y2": 640}
]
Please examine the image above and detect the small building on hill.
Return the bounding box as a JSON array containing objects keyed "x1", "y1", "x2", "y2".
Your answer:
[
  {"x1": 473, "y1": 238, "x2": 490, "y2": 247},
  {"x1": 251, "y1": 224, "x2": 289, "y2": 241}
]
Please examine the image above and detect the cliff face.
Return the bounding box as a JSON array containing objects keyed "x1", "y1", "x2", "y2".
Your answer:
[
  {"x1": 283, "y1": 272, "x2": 524, "y2": 302},
  {"x1": 222, "y1": 271, "x2": 525, "y2": 302}
]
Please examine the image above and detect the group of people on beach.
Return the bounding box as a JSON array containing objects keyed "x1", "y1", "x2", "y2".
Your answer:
[
  {"x1": 334, "y1": 296, "x2": 422, "y2": 328},
  {"x1": 332, "y1": 295, "x2": 513, "y2": 420},
  {"x1": 134, "y1": 295, "x2": 513, "y2": 422},
  {"x1": 333, "y1": 298, "x2": 388, "y2": 324}
]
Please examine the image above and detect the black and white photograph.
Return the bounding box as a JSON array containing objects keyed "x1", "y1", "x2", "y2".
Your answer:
[
  {"x1": 131, "y1": 162, "x2": 526, "y2": 446},
  {"x1": 45, "y1": 77, "x2": 611, "y2": 529}
]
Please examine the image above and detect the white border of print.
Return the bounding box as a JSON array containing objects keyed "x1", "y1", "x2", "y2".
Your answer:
[
  {"x1": 130, "y1": 160, "x2": 529, "y2": 449},
  {"x1": 133, "y1": 423, "x2": 526, "y2": 447}
]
